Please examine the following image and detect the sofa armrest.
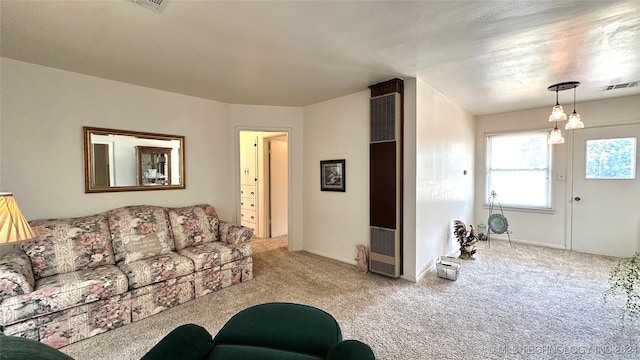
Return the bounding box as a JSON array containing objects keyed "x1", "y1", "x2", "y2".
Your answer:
[
  {"x1": 0, "y1": 251, "x2": 35, "y2": 302},
  {"x1": 327, "y1": 340, "x2": 376, "y2": 360},
  {"x1": 218, "y1": 221, "x2": 253, "y2": 245}
]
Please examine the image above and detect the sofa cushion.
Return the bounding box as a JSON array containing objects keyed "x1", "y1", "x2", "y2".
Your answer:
[
  {"x1": 168, "y1": 204, "x2": 219, "y2": 250},
  {"x1": 179, "y1": 242, "x2": 252, "y2": 271},
  {"x1": 2, "y1": 292, "x2": 132, "y2": 349},
  {"x1": 122, "y1": 231, "x2": 172, "y2": 264},
  {"x1": 22, "y1": 214, "x2": 115, "y2": 280},
  {"x1": 118, "y1": 252, "x2": 194, "y2": 289},
  {"x1": 108, "y1": 205, "x2": 175, "y2": 263},
  {"x1": 0, "y1": 265, "x2": 128, "y2": 326},
  {"x1": 130, "y1": 276, "x2": 195, "y2": 322}
]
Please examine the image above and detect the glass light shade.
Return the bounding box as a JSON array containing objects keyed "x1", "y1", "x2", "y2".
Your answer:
[
  {"x1": 0, "y1": 193, "x2": 35, "y2": 244},
  {"x1": 549, "y1": 104, "x2": 567, "y2": 122},
  {"x1": 548, "y1": 127, "x2": 565, "y2": 144},
  {"x1": 565, "y1": 111, "x2": 584, "y2": 129}
]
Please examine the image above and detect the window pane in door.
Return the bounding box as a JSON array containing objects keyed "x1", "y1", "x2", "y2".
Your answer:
[{"x1": 585, "y1": 137, "x2": 637, "y2": 179}]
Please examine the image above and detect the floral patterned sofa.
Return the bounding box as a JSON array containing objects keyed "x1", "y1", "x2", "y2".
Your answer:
[{"x1": 0, "y1": 204, "x2": 253, "y2": 349}]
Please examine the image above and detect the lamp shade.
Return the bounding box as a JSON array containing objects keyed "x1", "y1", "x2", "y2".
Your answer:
[
  {"x1": 565, "y1": 111, "x2": 584, "y2": 130},
  {"x1": 0, "y1": 193, "x2": 35, "y2": 244},
  {"x1": 548, "y1": 126, "x2": 565, "y2": 144},
  {"x1": 548, "y1": 104, "x2": 567, "y2": 122}
]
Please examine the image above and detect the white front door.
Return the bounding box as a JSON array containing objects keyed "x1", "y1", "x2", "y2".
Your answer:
[{"x1": 571, "y1": 123, "x2": 640, "y2": 257}]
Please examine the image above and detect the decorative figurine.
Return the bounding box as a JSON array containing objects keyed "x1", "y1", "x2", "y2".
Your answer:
[
  {"x1": 453, "y1": 220, "x2": 478, "y2": 259},
  {"x1": 355, "y1": 244, "x2": 368, "y2": 273}
]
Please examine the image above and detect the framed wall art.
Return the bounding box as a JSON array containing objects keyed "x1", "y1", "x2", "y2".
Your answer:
[{"x1": 320, "y1": 159, "x2": 345, "y2": 192}]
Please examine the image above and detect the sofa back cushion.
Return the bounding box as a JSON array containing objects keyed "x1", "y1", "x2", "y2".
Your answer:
[
  {"x1": 108, "y1": 205, "x2": 175, "y2": 263},
  {"x1": 22, "y1": 214, "x2": 115, "y2": 280},
  {"x1": 168, "y1": 204, "x2": 219, "y2": 250}
]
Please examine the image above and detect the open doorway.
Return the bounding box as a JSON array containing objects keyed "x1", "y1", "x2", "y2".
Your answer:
[
  {"x1": 265, "y1": 134, "x2": 288, "y2": 237},
  {"x1": 238, "y1": 130, "x2": 289, "y2": 241}
]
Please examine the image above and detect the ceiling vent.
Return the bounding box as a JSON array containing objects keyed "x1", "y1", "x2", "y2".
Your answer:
[
  {"x1": 132, "y1": 0, "x2": 167, "y2": 12},
  {"x1": 603, "y1": 81, "x2": 638, "y2": 91}
]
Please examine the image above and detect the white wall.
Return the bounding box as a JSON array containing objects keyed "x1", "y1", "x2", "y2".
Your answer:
[
  {"x1": 302, "y1": 90, "x2": 370, "y2": 264},
  {"x1": 412, "y1": 79, "x2": 475, "y2": 281},
  {"x1": 302, "y1": 80, "x2": 475, "y2": 281},
  {"x1": 474, "y1": 94, "x2": 640, "y2": 248},
  {"x1": 229, "y1": 105, "x2": 304, "y2": 250},
  {"x1": 0, "y1": 58, "x2": 236, "y2": 220}
]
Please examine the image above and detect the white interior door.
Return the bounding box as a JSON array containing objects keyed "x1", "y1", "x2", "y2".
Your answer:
[
  {"x1": 571, "y1": 123, "x2": 640, "y2": 257},
  {"x1": 269, "y1": 137, "x2": 288, "y2": 237}
]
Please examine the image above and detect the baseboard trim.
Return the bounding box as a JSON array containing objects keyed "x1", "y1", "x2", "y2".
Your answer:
[{"x1": 304, "y1": 248, "x2": 357, "y2": 267}]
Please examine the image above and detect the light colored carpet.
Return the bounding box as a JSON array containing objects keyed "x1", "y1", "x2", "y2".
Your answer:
[{"x1": 61, "y1": 238, "x2": 639, "y2": 360}]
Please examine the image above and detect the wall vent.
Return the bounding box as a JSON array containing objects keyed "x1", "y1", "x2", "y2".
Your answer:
[
  {"x1": 369, "y1": 78, "x2": 403, "y2": 279},
  {"x1": 603, "y1": 81, "x2": 638, "y2": 91},
  {"x1": 132, "y1": 0, "x2": 167, "y2": 12}
]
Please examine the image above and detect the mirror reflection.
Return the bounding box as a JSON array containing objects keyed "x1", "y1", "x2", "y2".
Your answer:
[
  {"x1": 84, "y1": 127, "x2": 185, "y2": 192},
  {"x1": 137, "y1": 146, "x2": 172, "y2": 186}
]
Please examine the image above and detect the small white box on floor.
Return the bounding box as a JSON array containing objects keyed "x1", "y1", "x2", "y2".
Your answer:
[{"x1": 436, "y1": 256, "x2": 461, "y2": 281}]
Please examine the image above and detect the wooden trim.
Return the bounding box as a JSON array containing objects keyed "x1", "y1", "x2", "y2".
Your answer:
[
  {"x1": 83, "y1": 126, "x2": 186, "y2": 193},
  {"x1": 369, "y1": 78, "x2": 404, "y2": 97}
]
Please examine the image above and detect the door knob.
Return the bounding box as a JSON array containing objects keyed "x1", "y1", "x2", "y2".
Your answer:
[{"x1": 574, "y1": 196, "x2": 581, "y2": 201}]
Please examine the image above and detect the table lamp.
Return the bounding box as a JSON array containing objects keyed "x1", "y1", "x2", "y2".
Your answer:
[{"x1": 0, "y1": 192, "x2": 35, "y2": 244}]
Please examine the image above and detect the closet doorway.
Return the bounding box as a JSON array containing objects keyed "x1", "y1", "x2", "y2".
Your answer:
[{"x1": 238, "y1": 131, "x2": 289, "y2": 240}]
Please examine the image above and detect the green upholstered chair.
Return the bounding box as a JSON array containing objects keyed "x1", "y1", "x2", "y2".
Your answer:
[
  {"x1": 140, "y1": 323, "x2": 214, "y2": 360},
  {"x1": 210, "y1": 302, "x2": 375, "y2": 360},
  {"x1": 0, "y1": 335, "x2": 75, "y2": 360},
  {"x1": 0, "y1": 324, "x2": 213, "y2": 360}
]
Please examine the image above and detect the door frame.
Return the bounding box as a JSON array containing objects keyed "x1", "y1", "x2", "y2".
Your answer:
[
  {"x1": 235, "y1": 127, "x2": 292, "y2": 248},
  {"x1": 565, "y1": 122, "x2": 640, "y2": 252},
  {"x1": 91, "y1": 140, "x2": 115, "y2": 186}
]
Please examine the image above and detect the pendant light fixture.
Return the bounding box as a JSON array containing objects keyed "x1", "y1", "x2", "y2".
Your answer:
[
  {"x1": 547, "y1": 81, "x2": 582, "y2": 144},
  {"x1": 548, "y1": 123, "x2": 565, "y2": 144},
  {"x1": 548, "y1": 86, "x2": 567, "y2": 122},
  {"x1": 565, "y1": 84, "x2": 584, "y2": 130}
]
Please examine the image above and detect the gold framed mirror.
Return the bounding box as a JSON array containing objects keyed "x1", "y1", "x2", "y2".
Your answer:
[{"x1": 83, "y1": 127, "x2": 185, "y2": 193}]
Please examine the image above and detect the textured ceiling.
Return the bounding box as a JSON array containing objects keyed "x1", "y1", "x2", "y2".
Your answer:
[{"x1": 1, "y1": 0, "x2": 639, "y2": 115}]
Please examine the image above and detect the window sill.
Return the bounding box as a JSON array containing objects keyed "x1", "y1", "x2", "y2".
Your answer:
[{"x1": 482, "y1": 205, "x2": 555, "y2": 215}]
